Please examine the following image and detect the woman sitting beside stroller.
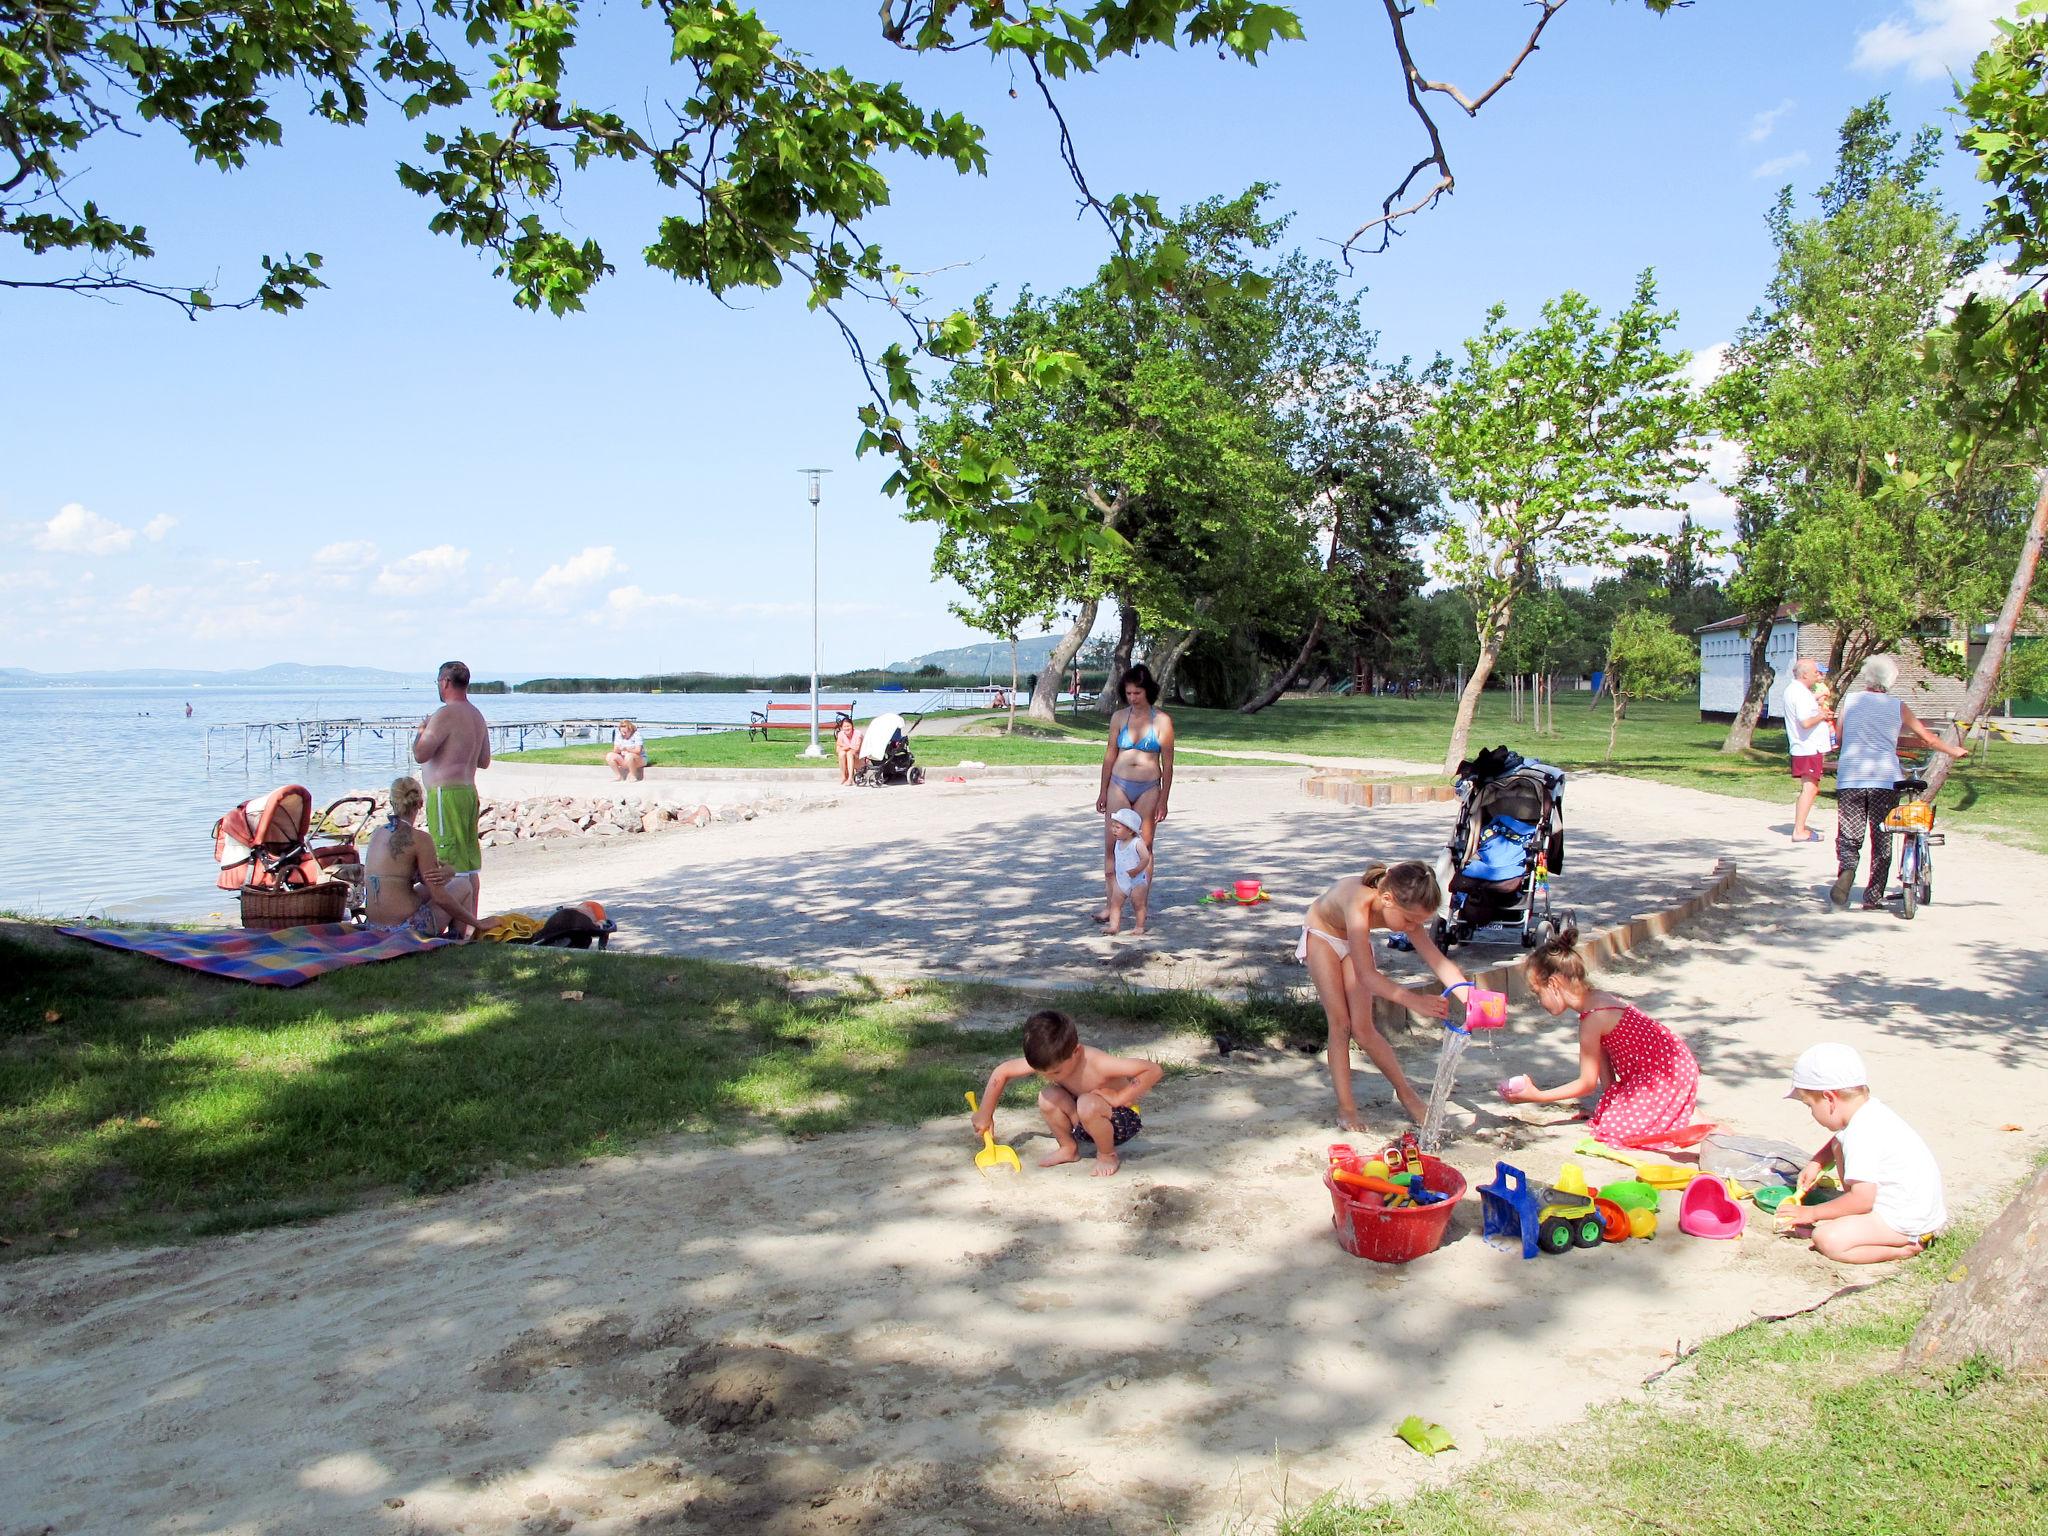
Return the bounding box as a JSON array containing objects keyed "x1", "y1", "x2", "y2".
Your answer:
[{"x1": 365, "y1": 776, "x2": 480, "y2": 939}]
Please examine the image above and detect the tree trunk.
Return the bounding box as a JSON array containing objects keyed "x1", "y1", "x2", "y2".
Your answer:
[
  {"x1": 1607, "y1": 689, "x2": 1624, "y2": 758},
  {"x1": 1239, "y1": 614, "x2": 1325, "y2": 714},
  {"x1": 1837, "y1": 626, "x2": 1882, "y2": 696},
  {"x1": 1442, "y1": 638, "x2": 1502, "y2": 774},
  {"x1": 1154, "y1": 624, "x2": 1202, "y2": 705},
  {"x1": 1027, "y1": 599, "x2": 1099, "y2": 723},
  {"x1": 1825, "y1": 626, "x2": 1848, "y2": 682},
  {"x1": 1903, "y1": 1162, "x2": 2048, "y2": 1376},
  {"x1": 1007, "y1": 636, "x2": 1018, "y2": 736},
  {"x1": 1926, "y1": 472, "x2": 2048, "y2": 800},
  {"x1": 1721, "y1": 612, "x2": 1779, "y2": 753},
  {"x1": 1095, "y1": 596, "x2": 1139, "y2": 713}
]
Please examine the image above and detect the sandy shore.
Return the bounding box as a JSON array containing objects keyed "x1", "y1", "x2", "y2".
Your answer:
[{"x1": 5, "y1": 767, "x2": 2045, "y2": 1534}]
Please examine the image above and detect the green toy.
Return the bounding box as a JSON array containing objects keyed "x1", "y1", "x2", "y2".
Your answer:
[
  {"x1": 1755, "y1": 1182, "x2": 1842, "y2": 1214},
  {"x1": 1596, "y1": 1180, "x2": 1662, "y2": 1212}
]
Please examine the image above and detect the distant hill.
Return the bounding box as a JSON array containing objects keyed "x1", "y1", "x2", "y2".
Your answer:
[
  {"x1": 0, "y1": 662, "x2": 426, "y2": 688},
  {"x1": 888, "y1": 635, "x2": 1064, "y2": 677}
]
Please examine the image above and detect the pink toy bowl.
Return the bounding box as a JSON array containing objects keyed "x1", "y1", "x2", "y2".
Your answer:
[
  {"x1": 1234, "y1": 879, "x2": 1263, "y2": 903},
  {"x1": 1678, "y1": 1175, "x2": 1745, "y2": 1240}
]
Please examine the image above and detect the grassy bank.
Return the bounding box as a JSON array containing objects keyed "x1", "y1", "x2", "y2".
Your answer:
[
  {"x1": 510, "y1": 697, "x2": 2048, "y2": 853},
  {"x1": 1277, "y1": 1234, "x2": 2048, "y2": 1536},
  {"x1": 513, "y1": 723, "x2": 1116, "y2": 771},
  {"x1": 0, "y1": 926, "x2": 1314, "y2": 1256}
]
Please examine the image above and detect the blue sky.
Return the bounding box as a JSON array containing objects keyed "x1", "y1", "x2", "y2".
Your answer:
[{"x1": 0, "y1": 1, "x2": 2018, "y2": 678}]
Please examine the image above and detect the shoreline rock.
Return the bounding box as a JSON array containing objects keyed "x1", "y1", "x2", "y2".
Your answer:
[{"x1": 351, "y1": 791, "x2": 787, "y2": 849}]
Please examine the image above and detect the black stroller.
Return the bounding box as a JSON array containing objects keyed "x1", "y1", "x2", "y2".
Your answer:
[
  {"x1": 852, "y1": 711, "x2": 926, "y2": 787},
  {"x1": 1429, "y1": 746, "x2": 1569, "y2": 951}
]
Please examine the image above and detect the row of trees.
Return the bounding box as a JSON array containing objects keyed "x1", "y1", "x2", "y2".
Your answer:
[
  {"x1": 920, "y1": 84, "x2": 2048, "y2": 781},
  {"x1": 912, "y1": 188, "x2": 1438, "y2": 724},
  {"x1": 1711, "y1": 102, "x2": 2043, "y2": 755},
  {"x1": 911, "y1": 194, "x2": 1717, "y2": 769}
]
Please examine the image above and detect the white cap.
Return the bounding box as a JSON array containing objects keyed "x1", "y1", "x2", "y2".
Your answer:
[
  {"x1": 1110, "y1": 808, "x2": 1143, "y2": 833},
  {"x1": 1786, "y1": 1042, "x2": 1868, "y2": 1097}
]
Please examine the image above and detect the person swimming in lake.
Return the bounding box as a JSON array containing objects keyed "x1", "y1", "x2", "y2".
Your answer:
[{"x1": 1298, "y1": 861, "x2": 1469, "y2": 1131}]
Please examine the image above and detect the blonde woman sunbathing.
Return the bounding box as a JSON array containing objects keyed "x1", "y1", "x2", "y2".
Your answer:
[{"x1": 364, "y1": 776, "x2": 480, "y2": 938}]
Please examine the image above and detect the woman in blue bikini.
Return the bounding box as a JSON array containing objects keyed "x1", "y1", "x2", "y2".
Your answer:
[{"x1": 1094, "y1": 664, "x2": 1175, "y2": 924}]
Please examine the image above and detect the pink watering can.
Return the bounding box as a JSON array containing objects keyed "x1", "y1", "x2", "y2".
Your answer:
[{"x1": 1445, "y1": 981, "x2": 1507, "y2": 1031}]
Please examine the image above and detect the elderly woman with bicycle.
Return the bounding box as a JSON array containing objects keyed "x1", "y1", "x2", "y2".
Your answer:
[{"x1": 1829, "y1": 656, "x2": 1968, "y2": 911}]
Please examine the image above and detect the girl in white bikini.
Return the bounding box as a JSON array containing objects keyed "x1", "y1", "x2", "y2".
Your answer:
[{"x1": 1298, "y1": 861, "x2": 1469, "y2": 1131}]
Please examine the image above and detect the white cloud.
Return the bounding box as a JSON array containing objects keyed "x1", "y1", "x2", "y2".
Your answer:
[
  {"x1": 532, "y1": 545, "x2": 624, "y2": 601},
  {"x1": 372, "y1": 545, "x2": 469, "y2": 597},
  {"x1": 468, "y1": 577, "x2": 530, "y2": 613},
  {"x1": 142, "y1": 514, "x2": 177, "y2": 542},
  {"x1": 314, "y1": 539, "x2": 380, "y2": 573},
  {"x1": 1745, "y1": 98, "x2": 1795, "y2": 143},
  {"x1": 1752, "y1": 151, "x2": 1810, "y2": 181},
  {"x1": 124, "y1": 583, "x2": 179, "y2": 619},
  {"x1": 33, "y1": 503, "x2": 135, "y2": 555},
  {"x1": 1684, "y1": 341, "x2": 1732, "y2": 394},
  {"x1": 595, "y1": 585, "x2": 689, "y2": 625},
  {"x1": 1854, "y1": 1, "x2": 2019, "y2": 82}
]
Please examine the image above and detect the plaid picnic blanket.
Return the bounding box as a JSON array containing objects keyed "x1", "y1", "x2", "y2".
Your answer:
[{"x1": 59, "y1": 923, "x2": 454, "y2": 987}]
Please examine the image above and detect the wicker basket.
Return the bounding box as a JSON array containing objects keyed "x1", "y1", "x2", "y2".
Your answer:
[{"x1": 238, "y1": 881, "x2": 349, "y2": 931}]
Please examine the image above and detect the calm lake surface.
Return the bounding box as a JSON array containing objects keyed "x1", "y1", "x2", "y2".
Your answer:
[{"x1": 0, "y1": 685, "x2": 961, "y2": 921}]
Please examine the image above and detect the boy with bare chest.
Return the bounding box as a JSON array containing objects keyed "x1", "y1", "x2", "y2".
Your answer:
[{"x1": 971, "y1": 1010, "x2": 1163, "y2": 1178}]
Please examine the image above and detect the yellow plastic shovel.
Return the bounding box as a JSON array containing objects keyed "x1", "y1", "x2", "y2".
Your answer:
[{"x1": 965, "y1": 1090, "x2": 1022, "y2": 1175}]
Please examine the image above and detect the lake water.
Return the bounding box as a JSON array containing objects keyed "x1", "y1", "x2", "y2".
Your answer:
[{"x1": 0, "y1": 685, "x2": 968, "y2": 921}]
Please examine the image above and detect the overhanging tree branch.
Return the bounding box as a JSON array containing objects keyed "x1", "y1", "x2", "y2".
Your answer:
[{"x1": 1343, "y1": 0, "x2": 1687, "y2": 261}]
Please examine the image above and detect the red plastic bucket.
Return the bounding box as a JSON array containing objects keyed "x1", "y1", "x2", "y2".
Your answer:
[
  {"x1": 1324, "y1": 1154, "x2": 1467, "y2": 1264},
  {"x1": 1234, "y1": 878, "x2": 1263, "y2": 903}
]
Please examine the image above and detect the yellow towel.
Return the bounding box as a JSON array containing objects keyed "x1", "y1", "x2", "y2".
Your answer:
[{"x1": 477, "y1": 912, "x2": 543, "y2": 943}]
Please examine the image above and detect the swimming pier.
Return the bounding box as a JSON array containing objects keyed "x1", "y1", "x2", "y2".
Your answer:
[{"x1": 202, "y1": 716, "x2": 736, "y2": 768}]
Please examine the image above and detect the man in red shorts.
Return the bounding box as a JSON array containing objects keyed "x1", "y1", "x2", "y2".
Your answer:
[{"x1": 1782, "y1": 657, "x2": 1834, "y2": 844}]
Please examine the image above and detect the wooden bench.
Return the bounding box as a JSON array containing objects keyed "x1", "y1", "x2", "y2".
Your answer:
[{"x1": 748, "y1": 701, "x2": 853, "y2": 740}]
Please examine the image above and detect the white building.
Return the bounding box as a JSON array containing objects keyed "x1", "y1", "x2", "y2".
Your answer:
[{"x1": 1694, "y1": 607, "x2": 2000, "y2": 722}]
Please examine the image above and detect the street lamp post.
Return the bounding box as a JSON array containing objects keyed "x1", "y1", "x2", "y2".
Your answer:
[{"x1": 798, "y1": 469, "x2": 830, "y2": 758}]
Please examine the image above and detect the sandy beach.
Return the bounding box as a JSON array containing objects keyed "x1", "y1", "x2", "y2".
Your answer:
[{"x1": 4, "y1": 766, "x2": 2044, "y2": 1534}]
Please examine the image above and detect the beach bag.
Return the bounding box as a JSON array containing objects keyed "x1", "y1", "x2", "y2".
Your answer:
[
  {"x1": 1462, "y1": 814, "x2": 1538, "y2": 883},
  {"x1": 1700, "y1": 1132, "x2": 1807, "y2": 1189}
]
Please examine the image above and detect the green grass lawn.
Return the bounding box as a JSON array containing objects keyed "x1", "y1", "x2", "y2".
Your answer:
[
  {"x1": 0, "y1": 926, "x2": 1315, "y2": 1255},
  {"x1": 511, "y1": 719, "x2": 1111, "y2": 770},
  {"x1": 1277, "y1": 1226, "x2": 2048, "y2": 1536},
  {"x1": 511, "y1": 696, "x2": 2048, "y2": 853}
]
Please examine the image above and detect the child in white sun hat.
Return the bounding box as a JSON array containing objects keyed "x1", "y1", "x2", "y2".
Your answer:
[
  {"x1": 1103, "y1": 806, "x2": 1153, "y2": 936},
  {"x1": 1783, "y1": 1042, "x2": 1945, "y2": 1264}
]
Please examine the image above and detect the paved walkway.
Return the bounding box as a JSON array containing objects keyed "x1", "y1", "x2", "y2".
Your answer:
[{"x1": 485, "y1": 766, "x2": 1725, "y2": 991}]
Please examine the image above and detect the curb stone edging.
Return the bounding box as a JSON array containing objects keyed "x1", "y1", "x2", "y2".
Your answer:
[{"x1": 1301, "y1": 773, "x2": 1459, "y2": 807}]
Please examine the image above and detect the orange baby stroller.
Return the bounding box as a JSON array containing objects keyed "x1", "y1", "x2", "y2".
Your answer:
[{"x1": 213, "y1": 785, "x2": 375, "y2": 928}]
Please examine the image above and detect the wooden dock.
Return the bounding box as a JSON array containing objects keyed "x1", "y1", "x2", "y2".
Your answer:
[{"x1": 203, "y1": 716, "x2": 739, "y2": 768}]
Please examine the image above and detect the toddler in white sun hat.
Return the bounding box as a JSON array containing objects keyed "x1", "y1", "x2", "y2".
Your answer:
[
  {"x1": 1782, "y1": 1042, "x2": 1945, "y2": 1264},
  {"x1": 1104, "y1": 807, "x2": 1153, "y2": 936}
]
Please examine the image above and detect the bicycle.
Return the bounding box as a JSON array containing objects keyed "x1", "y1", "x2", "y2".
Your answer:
[{"x1": 1882, "y1": 752, "x2": 1945, "y2": 920}]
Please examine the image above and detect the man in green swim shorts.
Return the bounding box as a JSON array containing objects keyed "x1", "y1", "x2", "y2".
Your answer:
[{"x1": 413, "y1": 659, "x2": 490, "y2": 935}]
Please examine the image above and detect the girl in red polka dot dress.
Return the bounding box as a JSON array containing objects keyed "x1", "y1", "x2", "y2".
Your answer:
[{"x1": 1498, "y1": 926, "x2": 1698, "y2": 1143}]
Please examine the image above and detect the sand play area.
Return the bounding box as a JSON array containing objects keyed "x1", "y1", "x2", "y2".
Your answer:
[{"x1": 5, "y1": 767, "x2": 2046, "y2": 1534}]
